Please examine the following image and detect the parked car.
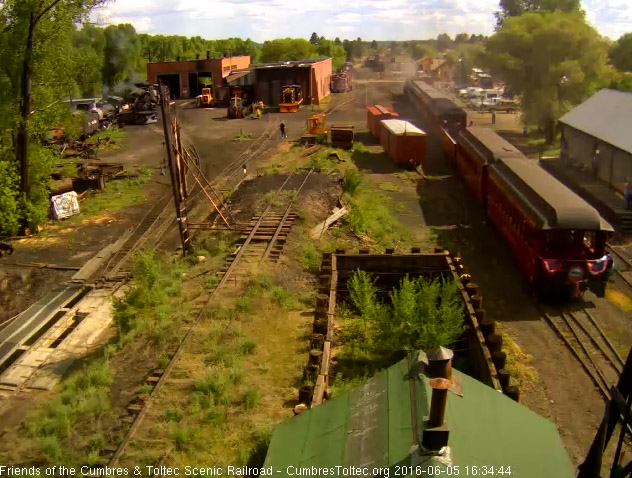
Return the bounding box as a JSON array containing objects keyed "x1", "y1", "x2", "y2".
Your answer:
[{"x1": 480, "y1": 97, "x2": 520, "y2": 113}]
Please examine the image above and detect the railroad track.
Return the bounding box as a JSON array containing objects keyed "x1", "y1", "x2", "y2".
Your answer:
[
  {"x1": 107, "y1": 170, "x2": 313, "y2": 467},
  {"x1": 542, "y1": 305, "x2": 625, "y2": 401},
  {"x1": 606, "y1": 244, "x2": 632, "y2": 291}
]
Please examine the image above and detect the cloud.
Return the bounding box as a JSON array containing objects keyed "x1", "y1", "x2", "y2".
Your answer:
[{"x1": 91, "y1": 0, "x2": 632, "y2": 41}]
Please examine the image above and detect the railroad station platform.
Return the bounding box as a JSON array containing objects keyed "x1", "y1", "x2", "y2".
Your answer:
[{"x1": 540, "y1": 158, "x2": 632, "y2": 235}]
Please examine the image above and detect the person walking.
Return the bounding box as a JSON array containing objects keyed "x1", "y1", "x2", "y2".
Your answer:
[
  {"x1": 624, "y1": 178, "x2": 632, "y2": 210},
  {"x1": 279, "y1": 122, "x2": 286, "y2": 139}
]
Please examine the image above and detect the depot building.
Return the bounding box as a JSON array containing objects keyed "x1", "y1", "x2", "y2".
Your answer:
[{"x1": 147, "y1": 55, "x2": 332, "y2": 106}]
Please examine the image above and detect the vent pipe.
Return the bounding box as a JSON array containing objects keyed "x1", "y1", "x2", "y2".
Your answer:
[
  {"x1": 426, "y1": 346, "x2": 454, "y2": 379},
  {"x1": 206, "y1": 50, "x2": 211, "y2": 60},
  {"x1": 427, "y1": 378, "x2": 451, "y2": 428},
  {"x1": 421, "y1": 347, "x2": 453, "y2": 451}
]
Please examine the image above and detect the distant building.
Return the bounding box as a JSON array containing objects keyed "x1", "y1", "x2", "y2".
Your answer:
[
  {"x1": 146, "y1": 54, "x2": 251, "y2": 101},
  {"x1": 264, "y1": 350, "x2": 574, "y2": 478},
  {"x1": 419, "y1": 57, "x2": 453, "y2": 82},
  {"x1": 559, "y1": 89, "x2": 632, "y2": 193},
  {"x1": 225, "y1": 58, "x2": 332, "y2": 106}
]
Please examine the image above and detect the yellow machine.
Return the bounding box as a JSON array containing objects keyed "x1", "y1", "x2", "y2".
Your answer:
[
  {"x1": 196, "y1": 87, "x2": 214, "y2": 107},
  {"x1": 252, "y1": 101, "x2": 264, "y2": 119},
  {"x1": 227, "y1": 96, "x2": 244, "y2": 119},
  {"x1": 279, "y1": 85, "x2": 303, "y2": 113},
  {"x1": 306, "y1": 113, "x2": 327, "y2": 135},
  {"x1": 301, "y1": 113, "x2": 327, "y2": 144}
]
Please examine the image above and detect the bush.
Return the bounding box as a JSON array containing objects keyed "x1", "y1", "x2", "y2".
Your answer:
[
  {"x1": 300, "y1": 242, "x2": 322, "y2": 274},
  {"x1": 236, "y1": 339, "x2": 257, "y2": 356},
  {"x1": 342, "y1": 169, "x2": 363, "y2": 196},
  {"x1": 240, "y1": 389, "x2": 259, "y2": 410},
  {"x1": 346, "y1": 271, "x2": 465, "y2": 353}
]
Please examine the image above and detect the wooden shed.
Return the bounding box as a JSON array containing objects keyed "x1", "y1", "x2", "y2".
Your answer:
[
  {"x1": 380, "y1": 119, "x2": 427, "y2": 166},
  {"x1": 366, "y1": 105, "x2": 399, "y2": 139}
]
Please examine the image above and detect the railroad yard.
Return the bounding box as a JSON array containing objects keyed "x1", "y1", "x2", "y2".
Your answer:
[{"x1": 1, "y1": 78, "x2": 632, "y2": 474}]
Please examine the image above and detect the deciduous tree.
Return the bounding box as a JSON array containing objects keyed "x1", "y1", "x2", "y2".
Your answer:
[
  {"x1": 610, "y1": 33, "x2": 632, "y2": 73},
  {"x1": 495, "y1": 0, "x2": 583, "y2": 28},
  {"x1": 485, "y1": 12, "x2": 612, "y2": 142}
]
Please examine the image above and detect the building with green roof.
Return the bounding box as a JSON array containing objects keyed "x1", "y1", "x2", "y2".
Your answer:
[{"x1": 264, "y1": 351, "x2": 574, "y2": 478}]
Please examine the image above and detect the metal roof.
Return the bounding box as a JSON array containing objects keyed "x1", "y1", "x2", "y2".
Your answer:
[
  {"x1": 264, "y1": 352, "x2": 574, "y2": 477},
  {"x1": 459, "y1": 127, "x2": 524, "y2": 165},
  {"x1": 490, "y1": 156, "x2": 613, "y2": 231},
  {"x1": 559, "y1": 89, "x2": 632, "y2": 155},
  {"x1": 225, "y1": 70, "x2": 250, "y2": 83},
  {"x1": 381, "y1": 119, "x2": 426, "y2": 136}
]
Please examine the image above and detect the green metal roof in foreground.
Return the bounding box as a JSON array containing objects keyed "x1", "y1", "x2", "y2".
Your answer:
[{"x1": 264, "y1": 352, "x2": 574, "y2": 477}]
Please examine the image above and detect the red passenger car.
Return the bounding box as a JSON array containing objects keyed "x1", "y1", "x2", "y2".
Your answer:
[{"x1": 456, "y1": 127, "x2": 523, "y2": 204}]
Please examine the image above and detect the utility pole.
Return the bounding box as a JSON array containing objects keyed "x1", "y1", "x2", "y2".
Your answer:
[{"x1": 159, "y1": 84, "x2": 192, "y2": 256}]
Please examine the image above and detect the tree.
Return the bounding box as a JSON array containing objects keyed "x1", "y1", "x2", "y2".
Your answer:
[
  {"x1": 102, "y1": 24, "x2": 141, "y2": 86},
  {"x1": 1, "y1": 0, "x2": 103, "y2": 232},
  {"x1": 436, "y1": 33, "x2": 453, "y2": 51},
  {"x1": 455, "y1": 33, "x2": 469, "y2": 43},
  {"x1": 610, "y1": 33, "x2": 632, "y2": 73},
  {"x1": 334, "y1": 37, "x2": 341, "y2": 46},
  {"x1": 485, "y1": 12, "x2": 612, "y2": 143},
  {"x1": 495, "y1": 0, "x2": 583, "y2": 28},
  {"x1": 309, "y1": 32, "x2": 319, "y2": 44},
  {"x1": 370, "y1": 40, "x2": 378, "y2": 50},
  {"x1": 260, "y1": 38, "x2": 314, "y2": 63}
]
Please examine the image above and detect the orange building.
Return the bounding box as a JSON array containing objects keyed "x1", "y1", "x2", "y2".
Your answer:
[{"x1": 146, "y1": 54, "x2": 251, "y2": 100}]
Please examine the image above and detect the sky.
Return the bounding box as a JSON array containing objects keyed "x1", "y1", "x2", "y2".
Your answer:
[{"x1": 90, "y1": 0, "x2": 632, "y2": 42}]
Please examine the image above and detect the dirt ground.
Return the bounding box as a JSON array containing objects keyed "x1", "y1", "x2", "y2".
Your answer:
[{"x1": 3, "y1": 79, "x2": 630, "y2": 470}]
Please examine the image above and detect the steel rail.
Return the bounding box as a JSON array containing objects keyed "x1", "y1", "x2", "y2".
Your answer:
[{"x1": 108, "y1": 173, "x2": 297, "y2": 466}]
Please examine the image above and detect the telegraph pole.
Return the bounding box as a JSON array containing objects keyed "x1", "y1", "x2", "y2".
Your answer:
[{"x1": 159, "y1": 84, "x2": 192, "y2": 256}]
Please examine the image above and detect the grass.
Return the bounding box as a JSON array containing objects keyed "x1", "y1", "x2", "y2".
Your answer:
[
  {"x1": 69, "y1": 167, "x2": 152, "y2": 221},
  {"x1": 342, "y1": 187, "x2": 412, "y2": 248},
  {"x1": 498, "y1": 325, "x2": 538, "y2": 390},
  {"x1": 86, "y1": 127, "x2": 126, "y2": 151},
  {"x1": 300, "y1": 242, "x2": 322, "y2": 274},
  {"x1": 22, "y1": 355, "x2": 114, "y2": 463},
  {"x1": 234, "y1": 130, "x2": 254, "y2": 141},
  {"x1": 256, "y1": 189, "x2": 298, "y2": 213},
  {"x1": 378, "y1": 182, "x2": 402, "y2": 192},
  {"x1": 113, "y1": 252, "x2": 187, "y2": 344}
]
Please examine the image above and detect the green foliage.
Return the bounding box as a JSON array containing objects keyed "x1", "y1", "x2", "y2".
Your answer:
[
  {"x1": 495, "y1": 0, "x2": 583, "y2": 28},
  {"x1": 343, "y1": 189, "x2": 411, "y2": 247},
  {"x1": 103, "y1": 24, "x2": 141, "y2": 86},
  {"x1": 485, "y1": 12, "x2": 612, "y2": 139},
  {"x1": 345, "y1": 271, "x2": 465, "y2": 353},
  {"x1": 240, "y1": 389, "x2": 260, "y2": 410},
  {"x1": 113, "y1": 252, "x2": 183, "y2": 343},
  {"x1": 236, "y1": 339, "x2": 257, "y2": 356},
  {"x1": 0, "y1": 156, "x2": 21, "y2": 236},
  {"x1": 342, "y1": 169, "x2": 363, "y2": 196},
  {"x1": 610, "y1": 33, "x2": 632, "y2": 73},
  {"x1": 260, "y1": 38, "x2": 315, "y2": 62},
  {"x1": 300, "y1": 242, "x2": 322, "y2": 274},
  {"x1": 25, "y1": 355, "x2": 113, "y2": 462}
]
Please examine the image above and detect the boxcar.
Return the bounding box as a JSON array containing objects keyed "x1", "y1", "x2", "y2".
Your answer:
[
  {"x1": 487, "y1": 155, "x2": 613, "y2": 298},
  {"x1": 379, "y1": 119, "x2": 427, "y2": 167},
  {"x1": 367, "y1": 105, "x2": 399, "y2": 139}
]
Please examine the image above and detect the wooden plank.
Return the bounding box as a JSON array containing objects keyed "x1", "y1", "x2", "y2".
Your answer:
[
  {"x1": 311, "y1": 374, "x2": 327, "y2": 407},
  {"x1": 310, "y1": 207, "x2": 349, "y2": 240},
  {"x1": 326, "y1": 255, "x2": 338, "y2": 342},
  {"x1": 321, "y1": 341, "x2": 331, "y2": 377}
]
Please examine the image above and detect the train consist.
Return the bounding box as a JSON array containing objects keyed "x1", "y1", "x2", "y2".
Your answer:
[{"x1": 404, "y1": 79, "x2": 614, "y2": 299}]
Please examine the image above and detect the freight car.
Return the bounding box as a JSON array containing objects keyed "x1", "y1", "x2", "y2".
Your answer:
[
  {"x1": 379, "y1": 119, "x2": 427, "y2": 167},
  {"x1": 405, "y1": 80, "x2": 614, "y2": 299}
]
